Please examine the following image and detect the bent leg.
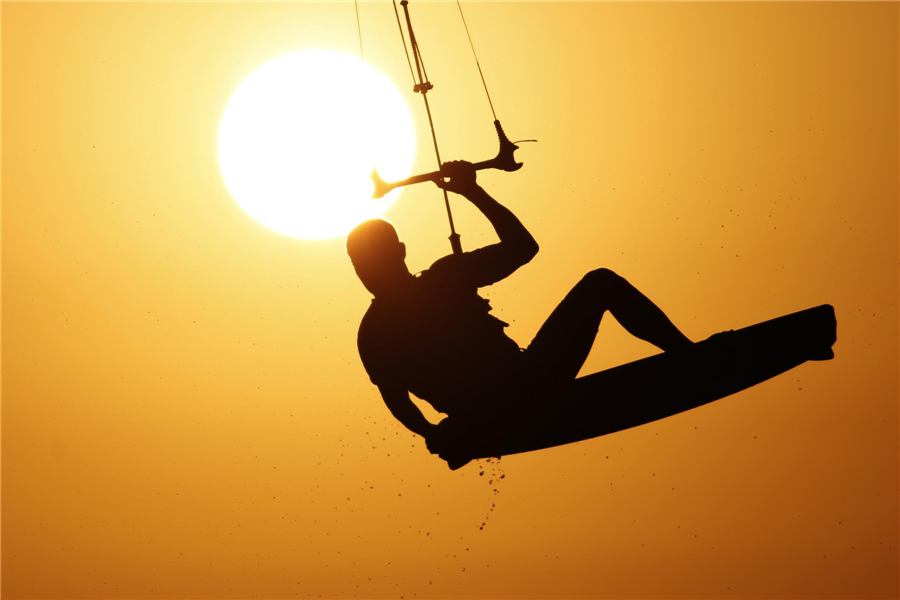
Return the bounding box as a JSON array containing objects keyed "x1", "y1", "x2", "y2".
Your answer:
[{"x1": 526, "y1": 268, "x2": 692, "y2": 382}]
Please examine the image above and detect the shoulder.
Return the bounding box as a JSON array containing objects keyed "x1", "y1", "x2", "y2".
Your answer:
[
  {"x1": 357, "y1": 301, "x2": 406, "y2": 387},
  {"x1": 357, "y1": 301, "x2": 386, "y2": 347},
  {"x1": 357, "y1": 303, "x2": 388, "y2": 382},
  {"x1": 424, "y1": 253, "x2": 458, "y2": 275},
  {"x1": 357, "y1": 301, "x2": 401, "y2": 361},
  {"x1": 423, "y1": 253, "x2": 472, "y2": 286}
]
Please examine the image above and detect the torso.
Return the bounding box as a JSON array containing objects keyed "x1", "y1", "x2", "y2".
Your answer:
[{"x1": 357, "y1": 256, "x2": 522, "y2": 417}]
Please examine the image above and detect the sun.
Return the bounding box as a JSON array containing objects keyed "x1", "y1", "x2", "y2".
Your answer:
[{"x1": 218, "y1": 50, "x2": 416, "y2": 239}]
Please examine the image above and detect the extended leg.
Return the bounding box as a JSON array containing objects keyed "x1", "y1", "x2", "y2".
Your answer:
[{"x1": 526, "y1": 268, "x2": 692, "y2": 382}]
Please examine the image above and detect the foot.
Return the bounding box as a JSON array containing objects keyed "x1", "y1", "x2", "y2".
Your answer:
[
  {"x1": 808, "y1": 346, "x2": 834, "y2": 361},
  {"x1": 704, "y1": 329, "x2": 736, "y2": 345},
  {"x1": 663, "y1": 337, "x2": 695, "y2": 353}
]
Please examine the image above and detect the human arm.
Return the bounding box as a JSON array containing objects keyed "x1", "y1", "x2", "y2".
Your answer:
[
  {"x1": 377, "y1": 382, "x2": 438, "y2": 440},
  {"x1": 435, "y1": 161, "x2": 539, "y2": 287},
  {"x1": 377, "y1": 383, "x2": 467, "y2": 464}
]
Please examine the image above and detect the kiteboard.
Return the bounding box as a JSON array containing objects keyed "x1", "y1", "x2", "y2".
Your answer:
[{"x1": 440, "y1": 304, "x2": 837, "y2": 470}]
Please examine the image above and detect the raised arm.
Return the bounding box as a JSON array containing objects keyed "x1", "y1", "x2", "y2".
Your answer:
[{"x1": 436, "y1": 161, "x2": 538, "y2": 287}]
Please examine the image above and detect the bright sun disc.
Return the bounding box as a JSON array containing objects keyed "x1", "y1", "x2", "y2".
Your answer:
[{"x1": 218, "y1": 50, "x2": 415, "y2": 239}]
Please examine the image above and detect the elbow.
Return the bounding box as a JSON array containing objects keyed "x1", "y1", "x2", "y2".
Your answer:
[{"x1": 522, "y1": 237, "x2": 539, "y2": 263}]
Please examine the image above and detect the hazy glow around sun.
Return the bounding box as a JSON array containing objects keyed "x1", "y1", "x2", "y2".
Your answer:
[{"x1": 218, "y1": 50, "x2": 416, "y2": 239}]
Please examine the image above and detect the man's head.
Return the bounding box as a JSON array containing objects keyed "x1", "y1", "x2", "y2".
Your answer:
[{"x1": 346, "y1": 219, "x2": 409, "y2": 296}]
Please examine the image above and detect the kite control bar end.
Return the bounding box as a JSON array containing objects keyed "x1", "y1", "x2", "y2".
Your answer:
[
  {"x1": 486, "y1": 120, "x2": 523, "y2": 173},
  {"x1": 370, "y1": 167, "x2": 392, "y2": 200}
]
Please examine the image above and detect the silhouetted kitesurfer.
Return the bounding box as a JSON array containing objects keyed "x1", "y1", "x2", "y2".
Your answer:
[{"x1": 348, "y1": 161, "x2": 696, "y2": 463}]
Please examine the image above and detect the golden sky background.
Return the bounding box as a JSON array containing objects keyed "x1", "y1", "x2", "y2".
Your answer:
[{"x1": 2, "y1": 2, "x2": 898, "y2": 598}]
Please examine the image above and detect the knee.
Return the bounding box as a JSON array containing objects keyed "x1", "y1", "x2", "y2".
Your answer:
[{"x1": 580, "y1": 268, "x2": 623, "y2": 289}]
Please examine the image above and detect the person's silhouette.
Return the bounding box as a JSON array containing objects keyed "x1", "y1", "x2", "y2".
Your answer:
[{"x1": 349, "y1": 161, "x2": 694, "y2": 462}]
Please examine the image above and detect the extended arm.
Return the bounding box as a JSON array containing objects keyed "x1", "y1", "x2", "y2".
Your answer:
[
  {"x1": 377, "y1": 383, "x2": 437, "y2": 440},
  {"x1": 436, "y1": 161, "x2": 538, "y2": 287},
  {"x1": 377, "y1": 384, "x2": 464, "y2": 463}
]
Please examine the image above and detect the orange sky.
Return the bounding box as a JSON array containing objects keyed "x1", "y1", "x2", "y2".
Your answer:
[{"x1": 2, "y1": 2, "x2": 898, "y2": 598}]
